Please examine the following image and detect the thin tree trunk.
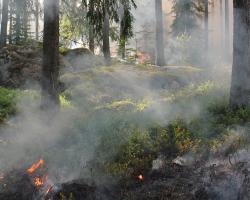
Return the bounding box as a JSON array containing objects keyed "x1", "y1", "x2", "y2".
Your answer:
[
  {"x1": 220, "y1": 0, "x2": 224, "y2": 53},
  {"x1": 103, "y1": 3, "x2": 111, "y2": 65},
  {"x1": 15, "y1": 0, "x2": 21, "y2": 44},
  {"x1": 23, "y1": 1, "x2": 28, "y2": 41},
  {"x1": 8, "y1": 0, "x2": 13, "y2": 44},
  {"x1": 225, "y1": 0, "x2": 230, "y2": 58},
  {"x1": 119, "y1": 18, "x2": 126, "y2": 59},
  {"x1": 155, "y1": 0, "x2": 165, "y2": 66},
  {"x1": 35, "y1": 0, "x2": 39, "y2": 40},
  {"x1": 41, "y1": 0, "x2": 60, "y2": 110},
  {"x1": 89, "y1": 24, "x2": 94, "y2": 53},
  {"x1": 0, "y1": 0, "x2": 9, "y2": 48},
  {"x1": 230, "y1": 0, "x2": 250, "y2": 107},
  {"x1": 204, "y1": 0, "x2": 209, "y2": 52}
]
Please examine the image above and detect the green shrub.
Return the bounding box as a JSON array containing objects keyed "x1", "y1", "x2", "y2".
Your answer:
[{"x1": 0, "y1": 87, "x2": 17, "y2": 121}]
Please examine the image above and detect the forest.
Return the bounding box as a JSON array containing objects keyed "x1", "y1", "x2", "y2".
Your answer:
[{"x1": 0, "y1": 0, "x2": 249, "y2": 199}]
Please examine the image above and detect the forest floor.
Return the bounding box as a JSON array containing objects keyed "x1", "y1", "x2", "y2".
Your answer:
[{"x1": 0, "y1": 45, "x2": 249, "y2": 199}]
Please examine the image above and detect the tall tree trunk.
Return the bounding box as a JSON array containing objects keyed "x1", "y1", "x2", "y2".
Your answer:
[
  {"x1": 230, "y1": 0, "x2": 250, "y2": 107},
  {"x1": 89, "y1": 24, "x2": 94, "y2": 53},
  {"x1": 0, "y1": 0, "x2": 9, "y2": 48},
  {"x1": 220, "y1": 0, "x2": 224, "y2": 55},
  {"x1": 119, "y1": 18, "x2": 126, "y2": 59},
  {"x1": 23, "y1": 1, "x2": 28, "y2": 41},
  {"x1": 103, "y1": 3, "x2": 111, "y2": 65},
  {"x1": 225, "y1": 0, "x2": 230, "y2": 58},
  {"x1": 35, "y1": 0, "x2": 39, "y2": 40},
  {"x1": 15, "y1": 0, "x2": 21, "y2": 44},
  {"x1": 155, "y1": 0, "x2": 165, "y2": 66},
  {"x1": 41, "y1": 0, "x2": 60, "y2": 110},
  {"x1": 119, "y1": 4, "x2": 126, "y2": 60},
  {"x1": 8, "y1": 0, "x2": 13, "y2": 44},
  {"x1": 204, "y1": 0, "x2": 209, "y2": 52}
]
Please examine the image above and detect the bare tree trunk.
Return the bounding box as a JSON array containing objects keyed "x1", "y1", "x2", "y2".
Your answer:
[
  {"x1": 230, "y1": 0, "x2": 250, "y2": 107},
  {"x1": 41, "y1": 0, "x2": 60, "y2": 110},
  {"x1": 119, "y1": 18, "x2": 126, "y2": 59},
  {"x1": 35, "y1": 0, "x2": 39, "y2": 40},
  {"x1": 89, "y1": 24, "x2": 94, "y2": 53},
  {"x1": 204, "y1": 0, "x2": 209, "y2": 52},
  {"x1": 220, "y1": 0, "x2": 224, "y2": 53},
  {"x1": 103, "y1": 3, "x2": 111, "y2": 65},
  {"x1": 8, "y1": 0, "x2": 13, "y2": 44},
  {"x1": 225, "y1": 0, "x2": 230, "y2": 58},
  {"x1": 15, "y1": 0, "x2": 21, "y2": 44},
  {"x1": 0, "y1": 0, "x2": 9, "y2": 48},
  {"x1": 155, "y1": 0, "x2": 165, "y2": 66}
]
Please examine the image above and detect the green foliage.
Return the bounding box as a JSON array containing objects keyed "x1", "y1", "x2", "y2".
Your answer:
[
  {"x1": 98, "y1": 119, "x2": 199, "y2": 179},
  {"x1": 171, "y1": 0, "x2": 203, "y2": 35},
  {"x1": 60, "y1": 1, "x2": 89, "y2": 48},
  {"x1": 106, "y1": 128, "x2": 156, "y2": 177},
  {"x1": 0, "y1": 87, "x2": 17, "y2": 121}
]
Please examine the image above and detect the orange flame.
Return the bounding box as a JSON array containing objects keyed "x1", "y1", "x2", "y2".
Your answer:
[
  {"x1": 34, "y1": 177, "x2": 44, "y2": 187},
  {"x1": 27, "y1": 159, "x2": 45, "y2": 174}
]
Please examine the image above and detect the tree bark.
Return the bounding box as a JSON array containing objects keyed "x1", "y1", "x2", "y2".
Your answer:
[
  {"x1": 119, "y1": 20, "x2": 126, "y2": 59},
  {"x1": 155, "y1": 0, "x2": 165, "y2": 66},
  {"x1": 35, "y1": 0, "x2": 39, "y2": 40},
  {"x1": 8, "y1": 0, "x2": 13, "y2": 44},
  {"x1": 15, "y1": 0, "x2": 22, "y2": 44},
  {"x1": 225, "y1": 0, "x2": 230, "y2": 58},
  {"x1": 103, "y1": 3, "x2": 111, "y2": 65},
  {"x1": 204, "y1": 0, "x2": 209, "y2": 52},
  {"x1": 220, "y1": 0, "x2": 223, "y2": 52},
  {"x1": 89, "y1": 24, "x2": 94, "y2": 53},
  {"x1": 230, "y1": 0, "x2": 250, "y2": 107},
  {"x1": 0, "y1": 0, "x2": 9, "y2": 48},
  {"x1": 41, "y1": 0, "x2": 60, "y2": 110}
]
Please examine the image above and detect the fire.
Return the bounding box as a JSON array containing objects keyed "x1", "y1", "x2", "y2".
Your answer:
[
  {"x1": 34, "y1": 177, "x2": 44, "y2": 187},
  {"x1": 26, "y1": 159, "x2": 54, "y2": 197},
  {"x1": 137, "y1": 174, "x2": 144, "y2": 181},
  {"x1": 27, "y1": 159, "x2": 45, "y2": 174}
]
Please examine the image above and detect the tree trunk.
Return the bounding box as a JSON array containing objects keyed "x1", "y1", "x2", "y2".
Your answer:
[
  {"x1": 89, "y1": 24, "x2": 94, "y2": 53},
  {"x1": 103, "y1": 4, "x2": 111, "y2": 65},
  {"x1": 220, "y1": 0, "x2": 224, "y2": 55},
  {"x1": 0, "y1": 0, "x2": 9, "y2": 48},
  {"x1": 41, "y1": 0, "x2": 60, "y2": 110},
  {"x1": 225, "y1": 0, "x2": 230, "y2": 58},
  {"x1": 15, "y1": 0, "x2": 21, "y2": 44},
  {"x1": 155, "y1": 0, "x2": 165, "y2": 66},
  {"x1": 119, "y1": 6, "x2": 126, "y2": 60},
  {"x1": 23, "y1": 1, "x2": 28, "y2": 41},
  {"x1": 230, "y1": 0, "x2": 250, "y2": 107},
  {"x1": 204, "y1": 0, "x2": 209, "y2": 52},
  {"x1": 35, "y1": 0, "x2": 39, "y2": 40},
  {"x1": 8, "y1": 0, "x2": 13, "y2": 44}
]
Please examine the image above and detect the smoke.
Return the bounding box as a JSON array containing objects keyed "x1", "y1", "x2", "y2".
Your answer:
[{"x1": 0, "y1": 2, "x2": 241, "y2": 200}]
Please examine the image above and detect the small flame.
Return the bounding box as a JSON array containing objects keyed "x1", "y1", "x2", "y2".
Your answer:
[
  {"x1": 34, "y1": 177, "x2": 44, "y2": 187},
  {"x1": 138, "y1": 174, "x2": 144, "y2": 181},
  {"x1": 27, "y1": 159, "x2": 45, "y2": 174}
]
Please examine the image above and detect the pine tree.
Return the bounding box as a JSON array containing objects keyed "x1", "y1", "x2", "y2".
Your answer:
[
  {"x1": 118, "y1": 0, "x2": 136, "y2": 59},
  {"x1": 0, "y1": 0, "x2": 9, "y2": 48},
  {"x1": 41, "y1": 0, "x2": 60, "y2": 109},
  {"x1": 230, "y1": 0, "x2": 250, "y2": 107}
]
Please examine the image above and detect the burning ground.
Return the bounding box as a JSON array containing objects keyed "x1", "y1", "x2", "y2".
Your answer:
[{"x1": 0, "y1": 49, "x2": 249, "y2": 199}]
